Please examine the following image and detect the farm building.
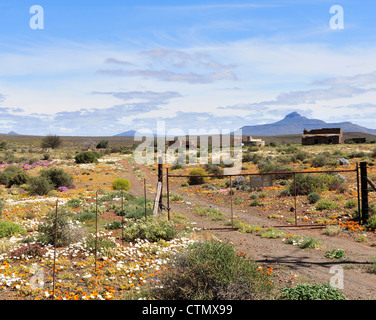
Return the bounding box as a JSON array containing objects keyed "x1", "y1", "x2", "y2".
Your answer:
[
  {"x1": 242, "y1": 136, "x2": 265, "y2": 147},
  {"x1": 344, "y1": 137, "x2": 367, "y2": 144},
  {"x1": 302, "y1": 128, "x2": 343, "y2": 145},
  {"x1": 167, "y1": 138, "x2": 197, "y2": 149}
]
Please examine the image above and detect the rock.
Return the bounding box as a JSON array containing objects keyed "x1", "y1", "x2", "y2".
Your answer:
[{"x1": 338, "y1": 158, "x2": 350, "y2": 165}]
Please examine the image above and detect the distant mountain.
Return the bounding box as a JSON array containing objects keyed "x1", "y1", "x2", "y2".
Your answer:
[
  {"x1": 114, "y1": 130, "x2": 155, "y2": 137},
  {"x1": 239, "y1": 112, "x2": 376, "y2": 136},
  {"x1": 114, "y1": 130, "x2": 137, "y2": 137},
  {"x1": 7, "y1": 131, "x2": 19, "y2": 135}
]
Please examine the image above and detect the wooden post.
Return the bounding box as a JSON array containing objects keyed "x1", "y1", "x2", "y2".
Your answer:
[
  {"x1": 360, "y1": 161, "x2": 369, "y2": 223},
  {"x1": 153, "y1": 182, "x2": 162, "y2": 215},
  {"x1": 367, "y1": 177, "x2": 376, "y2": 192}
]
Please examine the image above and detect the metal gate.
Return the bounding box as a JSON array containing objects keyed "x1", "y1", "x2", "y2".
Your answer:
[{"x1": 164, "y1": 162, "x2": 371, "y2": 229}]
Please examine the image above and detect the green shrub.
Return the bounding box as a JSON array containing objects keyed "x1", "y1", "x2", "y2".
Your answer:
[
  {"x1": 204, "y1": 163, "x2": 224, "y2": 176},
  {"x1": 307, "y1": 192, "x2": 321, "y2": 204},
  {"x1": 322, "y1": 225, "x2": 343, "y2": 236},
  {"x1": 41, "y1": 167, "x2": 73, "y2": 189},
  {"x1": 0, "y1": 220, "x2": 27, "y2": 238},
  {"x1": 105, "y1": 220, "x2": 123, "y2": 230},
  {"x1": 279, "y1": 188, "x2": 291, "y2": 197},
  {"x1": 293, "y1": 150, "x2": 309, "y2": 162},
  {"x1": 96, "y1": 139, "x2": 109, "y2": 149},
  {"x1": 123, "y1": 216, "x2": 177, "y2": 242},
  {"x1": 249, "y1": 199, "x2": 262, "y2": 207},
  {"x1": 279, "y1": 283, "x2": 346, "y2": 300},
  {"x1": 187, "y1": 168, "x2": 207, "y2": 185},
  {"x1": 74, "y1": 151, "x2": 100, "y2": 164},
  {"x1": 259, "y1": 228, "x2": 285, "y2": 239},
  {"x1": 324, "y1": 249, "x2": 348, "y2": 260},
  {"x1": 291, "y1": 173, "x2": 344, "y2": 196},
  {"x1": 367, "y1": 215, "x2": 376, "y2": 230},
  {"x1": 258, "y1": 160, "x2": 292, "y2": 179},
  {"x1": 84, "y1": 234, "x2": 116, "y2": 254},
  {"x1": 0, "y1": 199, "x2": 4, "y2": 216},
  {"x1": 37, "y1": 209, "x2": 86, "y2": 247},
  {"x1": 242, "y1": 152, "x2": 254, "y2": 163},
  {"x1": 74, "y1": 210, "x2": 97, "y2": 222},
  {"x1": 311, "y1": 152, "x2": 338, "y2": 168},
  {"x1": 27, "y1": 176, "x2": 54, "y2": 196},
  {"x1": 112, "y1": 178, "x2": 131, "y2": 191},
  {"x1": 9, "y1": 170, "x2": 30, "y2": 187},
  {"x1": 0, "y1": 166, "x2": 29, "y2": 187},
  {"x1": 344, "y1": 199, "x2": 357, "y2": 209},
  {"x1": 0, "y1": 151, "x2": 17, "y2": 164},
  {"x1": 311, "y1": 154, "x2": 330, "y2": 167},
  {"x1": 114, "y1": 197, "x2": 153, "y2": 219},
  {"x1": 192, "y1": 207, "x2": 224, "y2": 218},
  {"x1": 248, "y1": 153, "x2": 264, "y2": 165},
  {"x1": 0, "y1": 140, "x2": 8, "y2": 151},
  {"x1": 41, "y1": 134, "x2": 62, "y2": 149},
  {"x1": 171, "y1": 162, "x2": 185, "y2": 170},
  {"x1": 65, "y1": 198, "x2": 82, "y2": 209},
  {"x1": 315, "y1": 200, "x2": 337, "y2": 211},
  {"x1": 150, "y1": 240, "x2": 274, "y2": 300},
  {"x1": 169, "y1": 193, "x2": 183, "y2": 202},
  {"x1": 99, "y1": 190, "x2": 134, "y2": 203},
  {"x1": 298, "y1": 236, "x2": 322, "y2": 249}
]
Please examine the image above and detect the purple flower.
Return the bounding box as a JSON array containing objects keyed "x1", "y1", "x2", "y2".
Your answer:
[{"x1": 57, "y1": 186, "x2": 69, "y2": 192}]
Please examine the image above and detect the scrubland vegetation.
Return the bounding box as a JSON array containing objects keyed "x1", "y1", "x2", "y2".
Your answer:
[{"x1": 0, "y1": 134, "x2": 376, "y2": 300}]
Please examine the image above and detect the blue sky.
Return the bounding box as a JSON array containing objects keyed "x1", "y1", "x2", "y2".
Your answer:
[{"x1": 0, "y1": 0, "x2": 376, "y2": 136}]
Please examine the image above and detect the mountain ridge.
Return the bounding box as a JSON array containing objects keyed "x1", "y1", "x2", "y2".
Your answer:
[
  {"x1": 239, "y1": 112, "x2": 376, "y2": 136},
  {"x1": 114, "y1": 112, "x2": 376, "y2": 137}
]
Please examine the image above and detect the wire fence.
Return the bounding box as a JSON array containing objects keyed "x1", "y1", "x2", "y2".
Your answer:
[
  {"x1": 8, "y1": 161, "x2": 373, "y2": 299},
  {"x1": 44, "y1": 182, "x2": 152, "y2": 299},
  {"x1": 165, "y1": 165, "x2": 362, "y2": 229}
]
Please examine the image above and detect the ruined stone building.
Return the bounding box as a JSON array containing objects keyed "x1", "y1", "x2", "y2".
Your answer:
[{"x1": 302, "y1": 128, "x2": 343, "y2": 145}]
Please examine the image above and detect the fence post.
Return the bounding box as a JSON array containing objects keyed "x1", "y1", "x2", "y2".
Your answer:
[
  {"x1": 52, "y1": 200, "x2": 58, "y2": 300},
  {"x1": 144, "y1": 178, "x2": 147, "y2": 220},
  {"x1": 121, "y1": 189, "x2": 124, "y2": 244},
  {"x1": 153, "y1": 182, "x2": 162, "y2": 215},
  {"x1": 360, "y1": 161, "x2": 369, "y2": 223},
  {"x1": 158, "y1": 156, "x2": 163, "y2": 212},
  {"x1": 356, "y1": 163, "x2": 361, "y2": 224},
  {"x1": 230, "y1": 175, "x2": 233, "y2": 228},
  {"x1": 95, "y1": 191, "x2": 98, "y2": 276},
  {"x1": 293, "y1": 172, "x2": 297, "y2": 226},
  {"x1": 166, "y1": 168, "x2": 170, "y2": 221}
]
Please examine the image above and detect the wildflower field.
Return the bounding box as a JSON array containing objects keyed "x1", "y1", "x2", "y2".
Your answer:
[{"x1": 1, "y1": 137, "x2": 376, "y2": 300}]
